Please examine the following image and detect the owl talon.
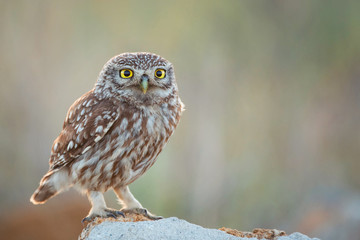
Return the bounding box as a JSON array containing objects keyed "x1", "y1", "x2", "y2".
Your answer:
[
  {"x1": 104, "y1": 209, "x2": 125, "y2": 219},
  {"x1": 122, "y1": 208, "x2": 163, "y2": 220},
  {"x1": 82, "y1": 208, "x2": 125, "y2": 223},
  {"x1": 81, "y1": 217, "x2": 93, "y2": 224},
  {"x1": 115, "y1": 211, "x2": 125, "y2": 218}
]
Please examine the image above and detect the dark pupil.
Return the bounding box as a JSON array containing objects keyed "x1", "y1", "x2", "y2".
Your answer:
[
  {"x1": 156, "y1": 71, "x2": 162, "y2": 77},
  {"x1": 123, "y1": 70, "x2": 130, "y2": 77}
]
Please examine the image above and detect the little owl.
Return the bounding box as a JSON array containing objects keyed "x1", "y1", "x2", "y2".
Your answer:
[{"x1": 30, "y1": 52, "x2": 184, "y2": 221}]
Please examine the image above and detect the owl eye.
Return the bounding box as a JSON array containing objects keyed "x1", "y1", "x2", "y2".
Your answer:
[
  {"x1": 154, "y1": 69, "x2": 166, "y2": 79},
  {"x1": 120, "y1": 69, "x2": 133, "y2": 78}
]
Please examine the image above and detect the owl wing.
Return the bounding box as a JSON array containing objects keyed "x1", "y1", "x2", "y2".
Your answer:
[{"x1": 49, "y1": 90, "x2": 120, "y2": 170}]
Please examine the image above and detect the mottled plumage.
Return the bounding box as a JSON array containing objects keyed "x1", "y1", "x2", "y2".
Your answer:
[{"x1": 31, "y1": 52, "x2": 184, "y2": 221}]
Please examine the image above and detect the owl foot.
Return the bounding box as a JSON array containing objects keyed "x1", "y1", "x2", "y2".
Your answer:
[
  {"x1": 82, "y1": 208, "x2": 125, "y2": 223},
  {"x1": 122, "y1": 207, "x2": 163, "y2": 220}
]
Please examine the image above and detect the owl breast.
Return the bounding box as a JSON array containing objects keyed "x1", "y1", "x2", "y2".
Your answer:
[{"x1": 70, "y1": 99, "x2": 182, "y2": 192}]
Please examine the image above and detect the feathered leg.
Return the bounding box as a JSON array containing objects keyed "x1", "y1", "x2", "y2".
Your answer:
[{"x1": 82, "y1": 191, "x2": 124, "y2": 223}]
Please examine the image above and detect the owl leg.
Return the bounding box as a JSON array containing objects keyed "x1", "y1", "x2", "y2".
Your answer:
[
  {"x1": 113, "y1": 186, "x2": 162, "y2": 220},
  {"x1": 82, "y1": 191, "x2": 124, "y2": 223}
]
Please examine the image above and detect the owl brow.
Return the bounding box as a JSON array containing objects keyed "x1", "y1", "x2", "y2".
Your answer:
[{"x1": 115, "y1": 56, "x2": 168, "y2": 69}]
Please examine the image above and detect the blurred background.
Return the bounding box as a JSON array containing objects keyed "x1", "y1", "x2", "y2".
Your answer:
[{"x1": 0, "y1": 0, "x2": 359, "y2": 239}]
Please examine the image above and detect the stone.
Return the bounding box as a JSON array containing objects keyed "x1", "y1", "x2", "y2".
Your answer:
[{"x1": 79, "y1": 216, "x2": 320, "y2": 240}]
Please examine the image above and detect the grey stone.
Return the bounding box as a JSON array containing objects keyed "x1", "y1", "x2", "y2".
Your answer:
[
  {"x1": 81, "y1": 217, "x2": 320, "y2": 240},
  {"x1": 278, "y1": 232, "x2": 321, "y2": 240}
]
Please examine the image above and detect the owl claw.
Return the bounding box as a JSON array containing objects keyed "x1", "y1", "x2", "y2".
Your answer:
[
  {"x1": 122, "y1": 208, "x2": 163, "y2": 220},
  {"x1": 115, "y1": 210, "x2": 125, "y2": 217},
  {"x1": 82, "y1": 217, "x2": 92, "y2": 224},
  {"x1": 81, "y1": 209, "x2": 125, "y2": 223},
  {"x1": 104, "y1": 209, "x2": 125, "y2": 219}
]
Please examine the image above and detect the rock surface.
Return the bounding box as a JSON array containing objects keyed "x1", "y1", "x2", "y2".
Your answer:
[{"x1": 79, "y1": 216, "x2": 320, "y2": 240}]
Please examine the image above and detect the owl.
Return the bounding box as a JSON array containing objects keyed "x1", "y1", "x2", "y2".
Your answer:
[{"x1": 30, "y1": 52, "x2": 184, "y2": 222}]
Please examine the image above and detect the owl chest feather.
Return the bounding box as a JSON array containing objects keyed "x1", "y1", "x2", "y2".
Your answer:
[
  {"x1": 113, "y1": 106, "x2": 171, "y2": 181},
  {"x1": 72, "y1": 100, "x2": 181, "y2": 191}
]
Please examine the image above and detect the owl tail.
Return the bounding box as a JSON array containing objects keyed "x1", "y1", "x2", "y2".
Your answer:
[{"x1": 30, "y1": 169, "x2": 70, "y2": 204}]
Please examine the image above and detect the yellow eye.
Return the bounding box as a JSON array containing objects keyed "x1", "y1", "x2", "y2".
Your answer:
[
  {"x1": 154, "y1": 69, "x2": 166, "y2": 79},
  {"x1": 120, "y1": 69, "x2": 133, "y2": 78}
]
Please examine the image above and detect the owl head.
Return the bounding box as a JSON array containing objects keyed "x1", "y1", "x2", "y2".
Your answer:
[{"x1": 95, "y1": 52, "x2": 178, "y2": 106}]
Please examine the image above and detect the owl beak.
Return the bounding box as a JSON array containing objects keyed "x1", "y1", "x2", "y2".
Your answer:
[{"x1": 140, "y1": 75, "x2": 149, "y2": 94}]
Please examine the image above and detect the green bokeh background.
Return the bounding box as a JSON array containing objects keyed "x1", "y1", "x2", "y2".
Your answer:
[{"x1": 1, "y1": 1, "x2": 359, "y2": 239}]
